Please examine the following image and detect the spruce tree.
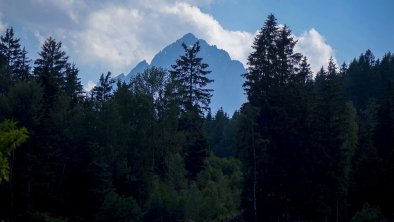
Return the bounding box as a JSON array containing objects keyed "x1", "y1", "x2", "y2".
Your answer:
[
  {"x1": 64, "y1": 64, "x2": 83, "y2": 105},
  {"x1": 275, "y1": 25, "x2": 302, "y2": 85},
  {"x1": 169, "y1": 41, "x2": 213, "y2": 114},
  {"x1": 169, "y1": 41, "x2": 213, "y2": 178},
  {"x1": 0, "y1": 28, "x2": 21, "y2": 72},
  {"x1": 239, "y1": 14, "x2": 317, "y2": 221},
  {"x1": 297, "y1": 56, "x2": 313, "y2": 86},
  {"x1": 91, "y1": 72, "x2": 114, "y2": 110},
  {"x1": 243, "y1": 13, "x2": 278, "y2": 106},
  {"x1": 0, "y1": 55, "x2": 11, "y2": 95},
  {"x1": 314, "y1": 58, "x2": 358, "y2": 220},
  {"x1": 34, "y1": 37, "x2": 69, "y2": 111},
  {"x1": 0, "y1": 28, "x2": 31, "y2": 82}
]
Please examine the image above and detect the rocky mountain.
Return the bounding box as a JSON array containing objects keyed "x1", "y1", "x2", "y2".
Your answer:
[{"x1": 115, "y1": 33, "x2": 246, "y2": 114}]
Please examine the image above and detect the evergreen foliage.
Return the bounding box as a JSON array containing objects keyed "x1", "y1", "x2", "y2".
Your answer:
[
  {"x1": 169, "y1": 41, "x2": 213, "y2": 114},
  {"x1": 0, "y1": 28, "x2": 31, "y2": 82},
  {"x1": 169, "y1": 41, "x2": 213, "y2": 178},
  {"x1": 1, "y1": 18, "x2": 394, "y2": 222}
]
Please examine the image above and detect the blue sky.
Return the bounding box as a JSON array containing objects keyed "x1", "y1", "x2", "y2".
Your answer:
[
  {"x1": 201, "y1": 0, "x2": 394, "y2": 64},
  {"x1": 0, "y1": 0, "x2": 393, "y2": 90}
]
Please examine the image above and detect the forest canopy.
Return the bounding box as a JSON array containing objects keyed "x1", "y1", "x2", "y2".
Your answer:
[{"x1": 0, "y1": 14, "x2": 394, "y2": 222}]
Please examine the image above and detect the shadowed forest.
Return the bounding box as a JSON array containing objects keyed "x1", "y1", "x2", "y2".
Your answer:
[{"x1": 1, "y1": 14, "x2": 394, "y2": 222}]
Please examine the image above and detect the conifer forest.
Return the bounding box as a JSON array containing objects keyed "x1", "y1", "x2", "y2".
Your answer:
[{"x1": 1, "y1": 14, "x2": 394, "y2": 222}]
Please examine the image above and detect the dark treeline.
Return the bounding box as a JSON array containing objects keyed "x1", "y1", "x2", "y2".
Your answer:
[{"x1": 0, "y1": 14, "x2": 393, "y2": 222}]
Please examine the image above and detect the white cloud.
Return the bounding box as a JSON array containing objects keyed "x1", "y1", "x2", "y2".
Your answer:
[
  {"x1": 162, "y1": 2, "x2": 254, "y2": 64},
  {"x1": 73, "y1": 7, "x2": 153, "y2": 73},
  {"x1": 71, "y1": 1, "x2": 253, "y2": 74},
  {"x1": 30, "y1": 0, "x2": 86, "y2": 23},
  {"x1": 84, "y1": 80, "x2": 96, "y2": 92},
  {"x1": 0, "y1": 13, "x2": 6, "y2": 33},
  {"x1": 185, "y1": 0, "x2": 216, "y2": 6},
  {"x1": 70, "y1": 1, "x2": 332, "y2": 76},
  {"x1": 0, "y1": 0, "x2": 336, "y2": 80},
  {"x1": 295, "y1": 28, "x2": 336, "y2": 74},
  {"x1": 34, "y1": 31, "x2": 46, "y2": 47}
]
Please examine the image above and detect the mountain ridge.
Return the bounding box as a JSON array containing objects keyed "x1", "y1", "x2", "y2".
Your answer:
[{"x1": 115, "y1": 33, "x2": 246, "y2": 114}]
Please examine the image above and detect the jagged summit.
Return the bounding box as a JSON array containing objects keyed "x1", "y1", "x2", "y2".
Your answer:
[
  {"x1": 177, "y1": 33, "x2": 198, "y2": 43},
  {"x1": 115, "y1": 33, "x2": 246, "y2": 114},
  {"x1": 127, "y1": 60, "x2": 149, "y2": 76}
]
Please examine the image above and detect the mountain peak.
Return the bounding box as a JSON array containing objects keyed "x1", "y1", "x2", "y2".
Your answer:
[
  {"x1": 136, "y1": 59, "x2": 149, "y2": 67},
  {"x1": 127, "y1": 59, "x2": 149, "y2": 77},
  {"x1": 176, "y1": 33, "x2": 199, "y2": 45},
  {"x1": 181, "y1": 33, "x2": 197, "y2": 40},
  {"x1": 115, "y1": 33, "x2": 246, "y2": 114}
]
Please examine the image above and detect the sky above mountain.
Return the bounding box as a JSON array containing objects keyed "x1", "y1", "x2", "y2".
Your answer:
[{"x1": 1, "y1": 0, "x2": 393, "y2": 91}]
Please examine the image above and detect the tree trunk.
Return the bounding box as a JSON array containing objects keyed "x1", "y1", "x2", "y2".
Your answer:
[
  {"x1": 10, "y1": 150, "x2": 15, "y2": 222},
  {"x1": 252, "y1": 126, "x2": 257, "y2": 221}
]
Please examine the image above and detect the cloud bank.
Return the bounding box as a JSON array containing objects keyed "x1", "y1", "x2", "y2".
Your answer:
[
  {"x1": 1, "y1": 0, "x2": 335, "y2": 80},
  {"x1": 83, "y1": 80, "x2": 96, "y2": 92},
  {"x1": 295, "y1": 28, "x2": 336, "y2": 73},
  {"x1": 71, "y1": 1, "x2": 255, "y2": 74}
]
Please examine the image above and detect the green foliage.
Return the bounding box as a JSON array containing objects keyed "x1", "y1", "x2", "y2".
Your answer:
[
  {"x1": 344, "y1": 50, "x2": 380, "y2": 110},
  {"x1": 0, "y1": 27, "x2": 31, "y2": 82},
  {"x1": 91, "y1": 72, "x2": 114, "y2": 109},
  {"x1": 5, "y1": 80, "x2": 43, "y2": 127},
  {"x1": 144, "y1": 179, "x2": 186, "y2": 222},
  {"x1": 131, "y1": 66, "x2": 167, "y2": 101},
  {"x1": 204, "y1": 108, "x2": 238, "y2": 157},
  {"x1": 181, "y1": 108, "x2": 209, "y2": 178},
  {"x1": 32, "y1": 212, "x2": 69, "y2": 222},
  {"x1": 169, "y1": 41, "x2": 213, "y2": 114},
  {"x1": 351, "y1": 203, "x2": 381, "y2": 222},
  {"x1": 144, "y1": 156, "x2": 242, "y2": 222},
  {"x1": 0, "y1": 27, "x2": 22, "y2": 69},
  {"x1": 2, "y1": 20, "x2": 394, "y2": 222},
  {"x1": 338, "y1": 102, "x2": 358, "y2": 195},
  {"x1": 239, "y1": 14, "x2": 319, "y2": 221},
  {"x1": 195, "y1": 156, "x2": 243, "y2": 222},
  {"x1": 168, "y1": 41, "x2": 213, "y2": 179},
  {"x1": 95, "y1": 191, "x2": 142, "y2": 222},
  {"x1": 64, "y1": 64, "x2": 83, "y2": 104},
  {"x1": 0, "y1": 46, "x2": 12, "y2": 95},
  {"x1": 34, "y1": 37, "x2": 69, "y2": 110},
  {"x1": 0, "y1": 119, "x2": 28, "y2": 182}
]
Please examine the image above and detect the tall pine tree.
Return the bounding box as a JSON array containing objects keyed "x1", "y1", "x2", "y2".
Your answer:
[
  {"x1": 34, "y1": 37, "x2": 69, "y2": 111},
  {"x1": 169, "y1": 41, "x2": 213, "y2": 178},
  {"x1": 239, "y1": 14, "x2": 317, "y2": 221},
  {"x1": 169, "y1": 41, "x2": 213, "y2": 114},
  {"x1": 0, "y1": 27, "x2": 31, "y2": 83}
]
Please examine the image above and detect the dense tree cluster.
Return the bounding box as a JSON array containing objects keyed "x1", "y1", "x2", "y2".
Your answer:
[
  {"x1": 0, "y1": 14, "x2": 394, "y2": 222},
  {"x1": 238, "y1": 14, "x2": 394, "y2": 222},
  {"x1": 0, "y1": 28, "x2": 241, "y2": 222}
]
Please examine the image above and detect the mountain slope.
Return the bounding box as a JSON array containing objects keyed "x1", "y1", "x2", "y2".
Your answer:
[{"x1": 116, "y1": 33, "x2": 246, "y2": 114}]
